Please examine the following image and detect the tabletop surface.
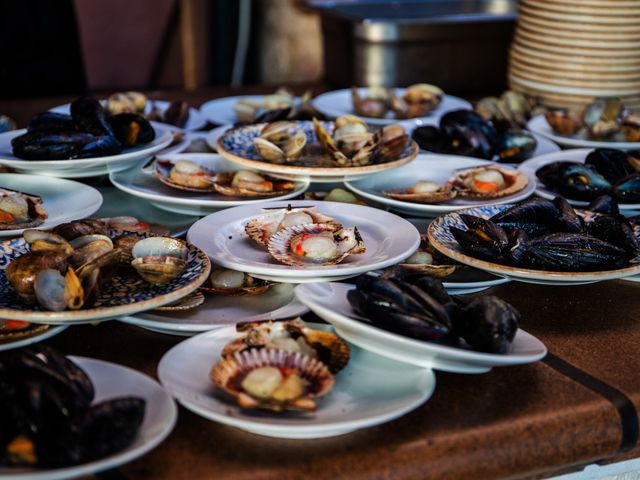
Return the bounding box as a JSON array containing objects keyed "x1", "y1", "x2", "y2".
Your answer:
[{"x1": 2, "y1": 87, "x2": 640, "y2": 480}]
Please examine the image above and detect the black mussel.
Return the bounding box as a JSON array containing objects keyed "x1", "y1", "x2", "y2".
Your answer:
[
  {"x1": 526, "y1": 233, "x2": 630, "y2": 271},
  {"x1": 11, "y1": 131, "x2": 97, "y2": 160},
  {"x1": 587, "y1": 214, "x2": 639, "y2": 253},
  {"x1": 493, "y1": 129, "x2": 537, "y2": 164},
  {"x1": 587, "y1": 195, "x2": 619, "y2": 215},
  {"x1": 504, "y1": 228, "x2": 529, "y2": 265},
  {"x1": 254, "y1": 107, "x2": 292, "y2": 124},
  {"x1": 27, "y1": 112, "x2": 75, "y2": 133},
  {"x1": 108, "y1": 113, "x2": 154, "y2": 147},
  {"x1": 585, "y1": 148, "x2": 636, "y2": 183},
  {"x1": 553, "y1": 196, "x2": 583, "y2": 233},
  {"x1": 535, "y1": 161, "x2": 573, "y2": 188},
  {"x1": 52, "y1": 219, "x2": 109, "y2": 240},
  {"x1": 73, "y1": 135, "x2": 122, "y2": 158},
  {"x1": 411, "y1": 125, "x2": 449, "y2": 154},
  {"x1": 452, "y1": 296, "x2": 519, "y2": 354},
  {"x1": 628, "y1": 215, "x2": 640, "y2": 227},
  {"x1": 559, "y1": 163, "x2": 613, "y2": 201},
  {"x1": 163, "y1": 100, "x2": 189, "y2": 128},
  {"x1": 450, "y1": 214, "x2": 509, "y2": 260},
  {"x1": 70, "y1": 97, "x2": 115, "y2": 138},
  {"x1": 440, "y1": 110, "x2": 496, "y2": 159},
  {"x1": 489, "y1": 197, "x2": 558, "y2": 237},
  {"x1": 613, "y1": 172, "x2": 640, "y2": 203}
]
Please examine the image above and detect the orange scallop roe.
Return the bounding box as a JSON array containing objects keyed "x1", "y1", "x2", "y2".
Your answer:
[
  {"x1": 473, "y1": 180, "x2": 500, "y2": 192},
  {"x1": 0, "y1": 211, "x2": 15, "y2": 223}
]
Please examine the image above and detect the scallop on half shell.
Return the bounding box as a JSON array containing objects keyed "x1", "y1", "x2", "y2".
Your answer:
[{"x1": 447, "y1": 166, "x2": 528, "y2": 199}]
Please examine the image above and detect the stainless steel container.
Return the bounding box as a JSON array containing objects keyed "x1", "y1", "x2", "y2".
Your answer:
[{"x1": 308, "y1": 0, "x2": 517, "y2": 94}]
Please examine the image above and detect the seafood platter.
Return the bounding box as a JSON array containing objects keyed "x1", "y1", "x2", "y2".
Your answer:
[
  {"x1": 528, "y1": 97, "x2": 640, "y2": 149},
  {"x1": 51, "y1": 91, "x2": 208, "y2": 132},
  {"x1": 0, "y1": 97, "x2": 173, "y2": 178},
  {"x1": 428, "y1": 196, "x2": 640, "y2": 285},
  {"x1": 409, "y1": 91, "x2": 560, "y2": 163},
  {"x1": 215, "y1": 115, "x2": 420, "y2": 183},
  {"x1": 186, "y1": 200, "x2": 421, "y2": 283},
  {"x1": 519, "y1": 148, "x2": 640, "y2": 209},
  {"x1": 0, "y1": 219, "x2": 211, "y2": 323},
  {"x1": 109, "y1": 154, "x2": 310, "y2": 217},
  {"x1": 345, "y1": 155, "x2": 536, "y2": 217},
  {"x1": 312, "y1": 84, "x2": 471, "y2": 125}
]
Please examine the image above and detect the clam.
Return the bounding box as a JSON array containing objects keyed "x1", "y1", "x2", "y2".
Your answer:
[
  {"x1": 351, "y1": 86, "x2": 389, "y2": 118},
  {"x1": 106, "y1": 91, "x2": 147, "y2": 115},
  {"x1": 267, "y1": 223, "x2": 365, "y2": 266},
  {"x1": 69, "y1": 234, "x2": 114, "y2": 269},
  {"x1": 313, "y1": 117, "x2": 381, "y2": 167},
  {"x1": 203, "y1": 268, "x2": 271, "y2": 296},
  {"x1": 252, "y1": 121, "x2": 306, "y2": 164},
  {"x1": 390, "y1": 83, "x2": 443, "y2": 119},
  {"x1": 384, "y1": 181, "x2": 456, "y2": 204},
  {"x1": 245, "y1": 206, "x2": 342, "y2": 247},
  {"x1": 34, "y1": 267, "x2": 85, "y2": 311},
  {"x1": 52, "y1": 219, "x2": 108, "y2": 240},
  {"x1": 210, "y1": 348, "x2": 334, "y2": 411},
  {"x1": 131, "y1": 237, "x2": 188, "y2": 284},
  {"x1": 6, "y1": 252, "x2": 69, "y2": 304},
  {"x1": 544, "y1": 109, "x2": 583, "y2": 136},
  {"x1": 447, "y1": 166, "x2": 528, "y2": 199},
  {"x1": 583, "y1": 97, "x2": 623, "y2": 139},
  {"x1": 622, "y1": 113, "x2": 640, "y2": 142},
  {"x1": 23, "y1": 230, "x2": 73, "y2": 254}
]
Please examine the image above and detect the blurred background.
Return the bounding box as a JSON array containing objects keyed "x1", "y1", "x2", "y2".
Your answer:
[{"x1": 0, "y1": 0, "x2": 517, "y2": 99}]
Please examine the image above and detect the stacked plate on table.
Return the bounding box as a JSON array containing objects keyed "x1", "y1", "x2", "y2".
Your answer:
[{"x1": 509, "y1": 0, "x2": 640, "y2": 109}]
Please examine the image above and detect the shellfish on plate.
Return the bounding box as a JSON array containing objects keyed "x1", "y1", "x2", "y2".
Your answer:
[
  {"x1": 154, "y1": 158, "x2": 296, "y2": 197},
  {"x1": 0, "y1": 187, "x2": 48, "y2": 230},
  {"x1": 398, "y1": 234, "x2": 458, "y2": 277},
  {"x1": 383, "y1": 181, "x2": 457, "y2": 204},
  {"x1": 252, "y1": 121, "x2": 307, "y2": 164},
  {"x1": 245, "y1": 205, "x2": 342, "y2": 247},
  {"x1": 446, "y1": 166, "x2": 528, "y2": 199},
  {"x1": 201, "y1": 268, "x2": 273, "y2": 296}
]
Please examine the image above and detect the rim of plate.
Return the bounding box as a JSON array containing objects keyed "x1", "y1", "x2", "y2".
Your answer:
[
  {"x1": 186, "y1": 200, "x2": 421, "y2": 278},
  {"x1": 344, "y1": 156, "x2": 536, "y2": 213},
  {"x1": 527, "y1": 115, "x2": 640, "y2": 149},
  {"x1": 517, "y1": 147, "x2": 640, "y2": 209},
  {"x1": 158, "y1": 325, "x2": 436, "y2": 434},
  {"x1": 0, "y1": 356, "x2": 177, "y2": 480},
  {"x1": 109, "y1": 153, "x2": 310, "y2": 207},
  {"x1": 205, "y1": 124, "x2": 233, "y2": 151},
  {"x1": 427, "y1": 206, "x2": 640, "y2": 282},
  {"x1": 0, "y1": 174, "x2": 103, "y2": 236},
  {"x1": 0, "y1": 127, "x2": 173, "y2": 167},
  {"x1": 294, "y1": 282, "x2": 548, "y2": 365},
  {"x1": 312, "y1": 88, "x2": 472, "y2": 125},
  {"x1": 215, "y1": 124, "x2": 420, "y2": 176},
  {"x1": 0, "y1": 245, "x2": 211, "y2": 323}
]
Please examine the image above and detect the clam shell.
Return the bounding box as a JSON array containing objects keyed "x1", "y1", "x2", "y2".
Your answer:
[
  {"x1": 210, "y1": 348, "x2": 334, "y2": 411},
  {"x1": 449, "y1": 167, "x2": 529, "y2": 200},
  {"x1": 131, "y1": 236, "x2": 188, "y2": 260},
  {"x1": 244, "y1": 206, "x2": 342, "y2": 247},
  {"x1": 131, "y1": 256, "x2": 187, "y2": 284},
  {"x1": 267, "y1": 223, "x2": 365, "y2": 266},
  {"x1": 23, "y1": 230, "x2": 73, "y2": 254}
]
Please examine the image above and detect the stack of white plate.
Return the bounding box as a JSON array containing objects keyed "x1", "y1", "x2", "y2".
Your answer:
[{"x1": 509, "y1": 0, "x2": 640, "y2": 109}]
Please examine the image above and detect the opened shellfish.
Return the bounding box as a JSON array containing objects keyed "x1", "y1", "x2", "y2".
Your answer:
[
  {"x1": 389, "y1": 83, "x2": 443, "y2": 119},
  {"x1": 447, "y1": 166, "x2": 528, "y2": 199},
  {"x1": 384, "y1": 181, "x2": 456, "y2": 204},
  {"x1": 0, "y1": 188, "x2": 48, "y2": 230},
  {"x1": 252, "y1": 121, "x2": 306, "y2": 164},
  {"x1": 202, "y1": 268, "x2": 272, "y2": 296},
  {"x1": 130, "y1": 236, "x2": 188, "y2": 284}
]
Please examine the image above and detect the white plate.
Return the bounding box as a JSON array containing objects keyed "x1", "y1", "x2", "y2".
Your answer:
[
  {"x1": 403, "y1": 120, "x2": 561, "y2": 160},
  {"x1": 527, "y1": 114, "x2": 640, "y2": 149},
  {"x1": 0, "y1": 356, "x2": 177, "y2": 480},
  {"x1": 295, "y1": 282, "x2": 547, "y2": 373},
  {"x1": 118, "y1": 283, "x2": 309, "y2": 335},
  {"x1": 109, "y1": 153, "x2": 310, "y2": 217},
  {"x1": 518, "y1": 148, "x2": 640, "y2": 210},
  {"x1": 199, "y1": 95, "x2": 274, "y2": 126},
  {"x1": 94, "y1": 186, "x2": 199, "y2": 237},
  {"x1": 158, "y1": 324, "x2": 435, "y2": 439},
  {"x1": 0, "y1": 174, "x2": 102, "y2": 237},
  {"x1": 312, "y1": 88, "x2": 471, "y2": 126},
  {"x1": 345, "y1": 155, "x2": 536, "y2": 217},
  {"x1": 51, "y1": 100, "x2": 207, "y2": 132},
  {"x1": 0, "y1": 324, "x2": 68, "y2": 351},
  {"x1": 428, "y1": 204, "x2": 640, "y2": 285},
  {"x1": 0, "y1": 126, "x2": 173, "y2": 178},
  {"x1": 186, "y1": 200, "x2": 421, "y2": 280}
]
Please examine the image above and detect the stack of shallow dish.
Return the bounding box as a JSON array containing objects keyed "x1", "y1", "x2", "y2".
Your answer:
[{"x1": 509, "y1": 0, "x2": 640, "y2": 109}]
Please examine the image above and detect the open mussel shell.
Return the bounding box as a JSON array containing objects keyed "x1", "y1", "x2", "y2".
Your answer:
[
  {"x1": 0, "y1": 188, "x2": 48, "y2": 230},
  {"x1": 108, "y1": 113, "x2": 155, "y2": 147},
  {"x1": 210, "y1": 348, "x2": 334, "y2": 411}
]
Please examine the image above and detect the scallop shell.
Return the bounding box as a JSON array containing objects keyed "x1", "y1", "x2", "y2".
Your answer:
[
  {"x1": 267, "y1": 223, "x2": 365, "y2": 266},
  {"x1": 212, "y1": 171, "x2": 296, "y2": 198},
  {"x1": 448, "y1": 166, "x2": 529, "y2": 199},
  {"x1": 301, "y1": 329, "x2": 350, "y2": 374},
  {"x1": 210, "y1": 348, "x2": 334, "y2": 411},
  {"x1": 201, "y1": 269, "x2": 272, "y2": 296},
  {"x1": 154, "y1": 291, "x2": 205, "y2": 311},
  {"x1": 244, "y1": 206, "x2": 342, "y2": 247},
  {"x1": 397, "y1": 263, "x2": 457, "y2": 277},
  {"x1": 153, "y1": 159, "x2": 220, "y2": 193},
  {"x1": 383, "y1": 186, "x2": 456, "y2": 204},
  {"x1": 0, "y1": 188, "x2": 48, "y2": 231}
]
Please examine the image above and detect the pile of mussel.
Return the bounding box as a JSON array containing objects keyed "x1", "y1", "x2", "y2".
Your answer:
[
  {"x1": 411, "y1": 109, "x2": 538, "y2": 163},
  {"x1": 5, "y1": 219, "x2": 189, "y2": 312},
  {"x1": 347, "y1": 268, "x2": 519, "y2": 354},
  {"x1": 449, "y1": 196, "x2": 640, "y2": 272},
  {"x1": 0, "y1": 346, "x2": 145, "y2": 468},
  {"x1": 11, "y1": 97, "x2": 155, "y2": 160},
  {"x1": 536, "y1": 148, "x2": 640, "y2": 203},
  {"x1": 544, "y1": 97, "x2": 639, "y2": 141}
]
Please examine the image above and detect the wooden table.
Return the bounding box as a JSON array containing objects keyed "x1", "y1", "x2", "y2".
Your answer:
[{"x1": 2, "y1": 89, "x2": 640, "y2": 479}]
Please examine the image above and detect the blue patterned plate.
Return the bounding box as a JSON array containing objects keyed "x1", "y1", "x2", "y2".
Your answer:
[
  {"x1": 428, "y1": 205, "x2": 640, "y2": 285},
  {"x1": 215, "y1": 121, "x2": 419, "y2": 181},
  {"x1": 0, "y1": 238, "x2": 211, "y2": 324}
]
